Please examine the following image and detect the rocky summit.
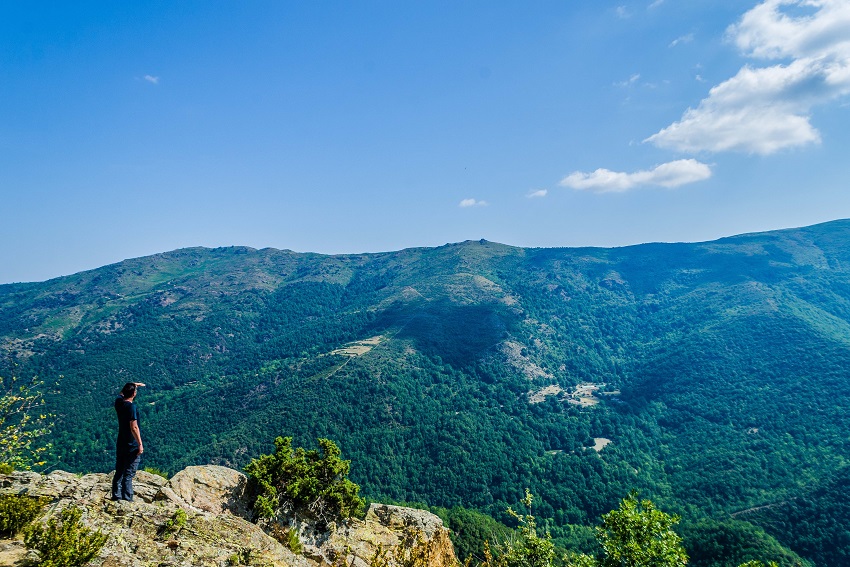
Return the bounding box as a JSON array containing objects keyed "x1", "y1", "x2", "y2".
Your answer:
[{"x1": 0, "y1": 465, "x2": 456, "y2": 567}]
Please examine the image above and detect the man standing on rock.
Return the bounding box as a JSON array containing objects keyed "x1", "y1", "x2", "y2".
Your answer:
[{"x1": 111, "y1": 382, "x2": 145, "y2": 502}]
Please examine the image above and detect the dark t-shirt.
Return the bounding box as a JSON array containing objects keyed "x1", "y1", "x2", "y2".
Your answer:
[{"x1": 114, "y1": 396, "x2": 140, "y2": 455}]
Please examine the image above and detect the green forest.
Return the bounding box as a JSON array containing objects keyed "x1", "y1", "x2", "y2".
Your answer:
[{"x1": 3, "y1": 220, "x2": 850, "y2": 566}]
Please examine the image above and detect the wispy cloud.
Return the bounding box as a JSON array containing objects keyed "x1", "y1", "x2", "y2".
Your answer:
[
  {"x1": 615, "y1": 73, "x2": 641, "y2": 87},
  {"x1": 459, "y1": 198, "x2": 488, "y2": 207},
  {"x1": 560, "y1": 159, "x2": 712, "y2": 193},
  {"x1": 527, "y1": 189, "x2": 548, "y2": 198},
  {"x1": 143, "y1": 75, "x2": 160, "y2": 85},
  {"x1": 649, "y1": 0, "x2": 665, "y2": 8},
  {"x1": 647, "y1": 0, "x2": 850, "y2": 155},
  {"x1": 615, "y1": 5, "x2": 630, "y2": 19},
  {"x1": 669, "y1": 33, "x2": 694, "y2": 48}
]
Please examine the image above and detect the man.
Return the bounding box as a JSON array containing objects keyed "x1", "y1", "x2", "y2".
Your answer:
[{"x1": 111, "y1": 381, "x2": 145, "y2": 502}]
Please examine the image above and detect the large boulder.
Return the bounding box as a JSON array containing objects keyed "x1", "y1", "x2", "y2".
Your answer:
[
  {"x1": 310, "y1": 504, "x2": 457, "y2": 567},
  {"x1": 157, "y1": 465, "x2": 252, "y2": 518},
  {"x1": 0, "y1": 466, "x2": 458, "y2": 567}
]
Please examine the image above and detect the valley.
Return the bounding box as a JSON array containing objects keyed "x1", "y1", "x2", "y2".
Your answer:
[{"x1": 3, "y1": 221, "x2": 850, "y2": 565}]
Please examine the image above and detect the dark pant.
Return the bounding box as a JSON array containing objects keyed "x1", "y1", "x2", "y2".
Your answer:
[{"x1": 111, "y1": 451, "x2": 141, "y2": 501}]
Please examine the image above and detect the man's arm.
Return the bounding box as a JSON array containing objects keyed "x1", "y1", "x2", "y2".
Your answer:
[{"x1": 130, "y1": 420, "x2": 144, "y2": 455}]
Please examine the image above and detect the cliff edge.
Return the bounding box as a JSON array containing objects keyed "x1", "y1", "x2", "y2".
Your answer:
[{"x1": 0, "y1": 466, "x2": 456, "y2": 567}]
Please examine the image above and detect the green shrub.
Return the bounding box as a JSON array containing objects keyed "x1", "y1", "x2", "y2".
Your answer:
[
  {"x1": 265, "y1": 522, "x2": 303, "y2": 553},
  {"x1": 0, "y1": 463, "x2": 14, "y2": 475},
  {"x1": 24, "y1": 505, "x2": 108, "y2": 567},
  {"x1": 142, "y1": 466, "x2": 169, "y2": 479},
  {"x1": 228, "y1": 547, "x2": 253, "y2": 565},
  {"x1": 245, "y1": 436, "x2": 365, "y2": 526},
  {"x1": 0, "y1": 494, "x2": 48, "y2": 537},
  {"x1": 287, "y1": 527, "x2": 303, "y2": 553},
  {"x1": 163, "y1": 508, "x2": 188, "y2": 535}
]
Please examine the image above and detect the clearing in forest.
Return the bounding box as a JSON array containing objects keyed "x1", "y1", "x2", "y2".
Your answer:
[
  {"x1": 567, "y1": 382, "x2": 603, "y2": 407},
  {"x1": 528, "y1": 382, "x2": 608, "y2": 406},
  {"x1": 528, "y1": 384, "x2": 564, "y2": 403},
  {"x1": 331, "y1": 335, "x2": 384, "y2": 357}
]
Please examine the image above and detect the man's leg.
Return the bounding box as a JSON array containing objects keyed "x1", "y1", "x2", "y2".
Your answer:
[
  {"x1": 111, "y1": 453, "x2": 128, "y2": 500},
  {"x1": 120, "y1": 452, "x2": 141, "y2": 502}
]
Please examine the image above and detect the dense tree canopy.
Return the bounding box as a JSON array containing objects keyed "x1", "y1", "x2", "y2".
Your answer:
[{"x1": 3, "y1": 221, "x2": 850, "y2": 565}]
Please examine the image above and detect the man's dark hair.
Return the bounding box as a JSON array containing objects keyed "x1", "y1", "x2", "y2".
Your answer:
[{"x1": 120, "y1": 382, "x2": 137, "y2": 399}]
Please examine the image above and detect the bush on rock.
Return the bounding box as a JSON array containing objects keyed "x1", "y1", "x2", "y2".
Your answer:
[{"x1": 245, "y1": 436, "x2": 365, "y2": 526}]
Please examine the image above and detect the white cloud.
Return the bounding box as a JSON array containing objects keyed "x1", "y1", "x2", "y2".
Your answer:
[
  {"x1": 615, "y1": 73, "x2": 641, "y2": 87},
  {"x1": 669, "y1": 33, "x2": 694, "y2": 48},
  {"x1": 615, "y1": 6, "x2": 630, "y2": 19},
  {"x1": 459, "y1": 198, "x2": 488, "y2": 207},
  {"x1": 649, "y1": 0, "x2": 665, "y2": 8},
  {"x1": 144, "y1": 75, "x2": 160, "y2": 84},
  {"x1": 527, "y1": 189, "x2": 548, "y2": 198},
  {"x1": 647, "y1": 0, "x2": 850, "y2": 155},
  {"x1": 560, "y1": 159, "x2": 712, "y2": 193},
  {"x1": 730, "y1": 0, "x2": 850, "y2": 60}
]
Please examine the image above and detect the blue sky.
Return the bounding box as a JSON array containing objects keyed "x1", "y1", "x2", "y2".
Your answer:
[{"x1": 2, "y1": 1, "x2": 849, "y2": 283}]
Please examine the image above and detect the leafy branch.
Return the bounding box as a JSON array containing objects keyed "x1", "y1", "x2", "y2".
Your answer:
[{"x1": 0, "y1": 375, "x2": 56, "y2": 471}]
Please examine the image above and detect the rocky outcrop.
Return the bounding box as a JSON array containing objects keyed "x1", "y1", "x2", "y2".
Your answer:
[
  {"x1": 157, "y1": 465, "x2": 252, "y2": 517},
  {"x1": 0, "y1": 467, "x2": 457, "y2": 567}
]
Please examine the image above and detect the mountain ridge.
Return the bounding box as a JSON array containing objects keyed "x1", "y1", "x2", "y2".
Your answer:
[
  {"x1": 8, "y1": 217, "x2": 850, "y2": 288},
  {"x1": 3, "y1": 218, "x2": 850, "y2": 565}
]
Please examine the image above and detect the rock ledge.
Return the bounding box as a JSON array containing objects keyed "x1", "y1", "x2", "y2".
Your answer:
[{"x1": 0, "y1": 466, "x2": 456, "y2": 567}]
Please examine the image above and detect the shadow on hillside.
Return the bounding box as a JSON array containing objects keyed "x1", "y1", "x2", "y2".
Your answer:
[
  {"x1": 611, "y1": 244, "x2": 803, "y2": 296},
  {"x1": 372, "y1": 299, "x2": 515, "y2": 367}
]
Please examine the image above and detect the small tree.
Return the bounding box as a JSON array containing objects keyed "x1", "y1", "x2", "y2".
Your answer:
[
  {"x1": 595, "y1": 492, "x2": 687, "y2": 567},
  {"x1": 564, "y1": 495, "x2": 788, "y2": 567},
  {"x1": 245, "y1": 436, "x2": 364, "y2": 526},
  {"x1": 0, "y1": 375, "x2": 55, "y2": 471},
  {"x1": 467, "y1": 491, "x2": 555, "y2": 567},
  {"x1": 499, "y1": 490, "x2": 556, "y2": 567},
  {"x1": 565, "y1": 492, "x2": 687, "y2": 567}
]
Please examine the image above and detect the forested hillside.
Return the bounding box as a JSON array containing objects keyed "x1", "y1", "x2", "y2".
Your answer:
[{"x1": 3, "y1": 220, "x2": 850, "y2": 566}]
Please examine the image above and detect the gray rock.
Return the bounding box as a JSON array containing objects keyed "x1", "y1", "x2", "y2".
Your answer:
[
  {"x1": 162, "y1": 465, "x2": 251, "y2": 517},
  {"x1": 367, "y1": 504, "x2": 446, "y2": 539},
  {"x1": 0, "y1": 465, "x2": 456, "y2": 567}
]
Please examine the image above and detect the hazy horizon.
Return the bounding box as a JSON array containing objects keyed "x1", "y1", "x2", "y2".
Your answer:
[
  {"x1": 6, "y1": 216, "x2": 849, "y2": 285},
  {"x1": 3, "y1": 1, "x2": 849, "y2": 284}
]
